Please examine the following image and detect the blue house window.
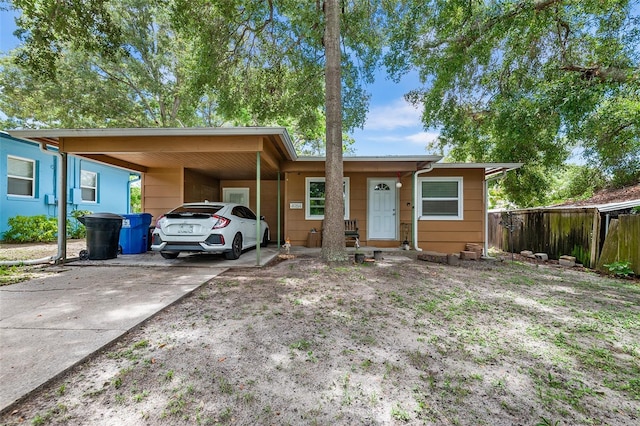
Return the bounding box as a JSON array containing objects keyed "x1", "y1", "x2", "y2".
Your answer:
[
  {"x1": 7, "y1": 155, "x2": 35, "y2": 197},
  {"x1": 81, "y1": 170, "x2": 98, "y2": 202}
]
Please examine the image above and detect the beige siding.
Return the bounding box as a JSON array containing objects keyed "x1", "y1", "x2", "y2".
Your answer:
[
  {"x1": 220, "y1": 180, "x2": 282, "y2": 240},
  {"x1": 417, "y1": 168, "x2": 484, "y2": 253},
  {"x1": 184, "y1": 169, "x2": 219, "y2": 203},
  {"x1": 283, "y1": 168, "x2": 486, "y2": 253},
  {"x1": 284, "y1": 171, "x2": 405, "y2": 246},
  {"x1": 143, "y1": 168, "x2": 183, "y2": 224}
]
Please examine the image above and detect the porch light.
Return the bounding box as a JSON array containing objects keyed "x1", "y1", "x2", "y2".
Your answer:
[{"x1": 396, "y1": 172, "x2": 403, "y2": 188}]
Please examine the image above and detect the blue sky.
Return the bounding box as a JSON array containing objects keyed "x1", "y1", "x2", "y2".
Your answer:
[{"x1": 0, "y1": 8, "x2": 434, "y2": 156}]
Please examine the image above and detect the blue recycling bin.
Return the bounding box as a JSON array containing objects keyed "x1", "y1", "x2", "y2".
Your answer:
[{"x1": 118, "y1": 213, "x2": 153, "y2": 254}]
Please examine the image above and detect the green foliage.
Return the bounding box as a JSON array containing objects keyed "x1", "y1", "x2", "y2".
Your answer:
[
  {"x1": 385, "y1": 0, "x2": 640, "y2": 206},
  {"x1": 68, "y1": 210, "x2": 92, "y2": 239},
  {"x1": 2, "y1": 215, "x2": 57, "y2": 243},
  {"x1": 603, "y1": 261, "x2": 634, "y2": 278},
  {"x1": 130, "y1": 184, "x2": 141, "y2": 213},
  {"x1": 3, "y1": 0, "x2": 384, "y2": 156},
  {"x1": 2, "y1": 212, "x2": 91, "y2": 242}
]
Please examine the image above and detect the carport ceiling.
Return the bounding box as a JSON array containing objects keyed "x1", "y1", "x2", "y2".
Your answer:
[
  {"x1": 8, "y1": 128, "x2": 296, "y2": 181},
  {"x1": 84, "y1": 151, "x2": 281, "y2": 180}
]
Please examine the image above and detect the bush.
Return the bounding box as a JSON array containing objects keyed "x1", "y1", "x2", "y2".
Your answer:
[
  {"x1": 68, "y1": 210, "x2": 92, "y2": 239},
  {"x1": 2, "y1": 211, "x2": 93, "y2": 243},
  {"x1": 3, "y1": 215, "x2": 57, "y2": 243},
  {"x1": 604, "y1": 261, "x2": 634, "y2": 278}
]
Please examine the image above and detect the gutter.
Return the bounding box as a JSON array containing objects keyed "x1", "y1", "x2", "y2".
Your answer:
[
  {"x1": 0, "y1": 142, "x2": 65, "y2": 266},
  {"x1": 412, "y1": 163, "x2": 435, "y2": 251}
]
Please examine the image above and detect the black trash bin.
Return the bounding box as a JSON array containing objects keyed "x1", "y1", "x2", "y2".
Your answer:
[{"x1": 78, "y1": 213, "x2": 124, "y2": 260}]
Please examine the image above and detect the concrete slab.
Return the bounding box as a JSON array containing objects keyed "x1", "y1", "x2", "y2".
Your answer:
[
  {"x1": 0, "y1": 265, "x2": 223, "y2": 412},
  {"x1": 70, "y1": 245, "x2": 280, "y2": 268}
]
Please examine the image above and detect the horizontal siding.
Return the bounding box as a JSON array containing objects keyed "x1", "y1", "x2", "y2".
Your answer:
[
  {"x1": 416, "y1": 168, "x2": 485, "y2": 253},
  {"x1": 143, "y1": 168, "x2": 182, "y2": 224},
  {"x1": 220, "y1": 180, "x2": 281, "y2": 240},
  {"x1": 184, "y1": 169, "x2": 219, "y2": 203},
  {"x1": 283, "y1": 168, "x2": 487, "y2": 251}
]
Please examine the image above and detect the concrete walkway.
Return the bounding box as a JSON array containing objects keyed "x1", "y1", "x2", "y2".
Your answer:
[{"x1": 0, "y1": 247, "x2": 280, "y2": 413}]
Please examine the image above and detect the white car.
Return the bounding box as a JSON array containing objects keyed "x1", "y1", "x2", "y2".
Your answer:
[{"x1": 150, "y1": 202, "x2": 269, "y2": 260}]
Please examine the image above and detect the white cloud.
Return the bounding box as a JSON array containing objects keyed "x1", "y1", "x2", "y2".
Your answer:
[
  {"x1": 363, "y1": 98, "x2": 423, "y2": 131},
  {"x1": 405, "y1": 131, "x2": 440, "y2": 145}
]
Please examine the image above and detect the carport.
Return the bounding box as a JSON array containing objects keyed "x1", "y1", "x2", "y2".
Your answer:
[{"x1": 8, "y1": 127, "x2": 297, "y2": 265}]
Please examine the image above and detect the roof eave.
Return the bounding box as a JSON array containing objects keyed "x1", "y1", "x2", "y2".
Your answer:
[
  {"x1": 7, "y1": 126, "x2": 298, "y2": 161},
  {"x1": 432, "y1": 162, "x2": 524, "y2": 179}
]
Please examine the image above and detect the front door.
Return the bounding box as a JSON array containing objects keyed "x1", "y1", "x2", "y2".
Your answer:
[{"x1": 368, "y1": 179, "x2": 397, "y2": 240}]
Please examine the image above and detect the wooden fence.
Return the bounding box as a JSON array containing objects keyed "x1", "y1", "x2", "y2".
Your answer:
[
  {"x1": 596, "y1": 215, "x2": 640, "y2": 274},
  {"x1": 488, "y1": 208, "x2": 600, "y2": 267},
  {"x1": 489, "y1": 209, "x2": 639, "y2": 273}
]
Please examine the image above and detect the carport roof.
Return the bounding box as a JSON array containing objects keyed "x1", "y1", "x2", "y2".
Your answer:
[{"x1": 8, "y1": 127, "x2": 297, "y2": 181}]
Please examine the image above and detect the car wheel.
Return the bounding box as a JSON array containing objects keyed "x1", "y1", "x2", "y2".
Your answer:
[
  {"x1": 225, "y1": 233, "x2": 242, "y2": 260},
  {"x1": 160, "y1": 251, "x2": 179, "y2": 259},
  {"x1": 260, "y1": 229, "x2": 269, "y2": 247}
]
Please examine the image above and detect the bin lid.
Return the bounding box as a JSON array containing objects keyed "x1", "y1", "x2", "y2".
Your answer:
[
  {"x1": 121, "y1": 213, "x2": 153, "y2": 218},
  {"x1": 82, "y1": 212, "x2": 125, "y2": 219},
  {"x1": 78, "y1": 213, "x2": 124, "y2": 225}
]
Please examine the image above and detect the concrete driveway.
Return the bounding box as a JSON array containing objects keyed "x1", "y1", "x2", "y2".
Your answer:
[{"x1": 0, "y1": 247, "x2": 279, "y2": 413}]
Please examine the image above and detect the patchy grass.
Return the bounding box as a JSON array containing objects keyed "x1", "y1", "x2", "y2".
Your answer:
[{"x1": 2, "y1": 256, "x2": 639, "y2": 425}]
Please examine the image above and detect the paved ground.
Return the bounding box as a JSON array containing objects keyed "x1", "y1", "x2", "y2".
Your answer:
[{"x1": 0, "y1": 246, "x2": 280, "y2": 413}]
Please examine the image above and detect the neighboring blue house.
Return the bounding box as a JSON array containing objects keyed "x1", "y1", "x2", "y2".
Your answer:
[{"x1": 0, "y1": 132, "x2": 137, "y2": 238}]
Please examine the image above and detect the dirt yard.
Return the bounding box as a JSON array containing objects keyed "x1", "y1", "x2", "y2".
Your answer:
[{"x1": 1, "y1": 253, "x2": 639, "y2": 425}]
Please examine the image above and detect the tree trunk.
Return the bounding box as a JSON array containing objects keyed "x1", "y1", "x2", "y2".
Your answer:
[{"x1": 321, "y1": 0, "x2": 348, "y2": 263}]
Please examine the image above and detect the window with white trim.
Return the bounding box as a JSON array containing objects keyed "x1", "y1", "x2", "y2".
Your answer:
[
  {"x1": 81, "y1": 170, "x2": 98, "y2": 202},
  {"x1": 305, "y1": 177, "x2": 350, "y2": 220},
  {"x1": 418, "y1": 177, "x2": 463, "y2": 220},
  {"x1": 7, "y1": 155, "x2": 35, "y2": 197}
]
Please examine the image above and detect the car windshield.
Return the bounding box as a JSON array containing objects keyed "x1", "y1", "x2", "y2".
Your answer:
[{"x1": 169, "y1": 205, "x2": 223, "y2": 215}]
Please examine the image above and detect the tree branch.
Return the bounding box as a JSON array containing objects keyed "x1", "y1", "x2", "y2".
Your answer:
[{"x1": 560, "y1": 64, "x2": 635, "y2": 83}]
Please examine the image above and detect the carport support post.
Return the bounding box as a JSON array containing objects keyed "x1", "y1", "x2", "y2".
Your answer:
[
  {"x1": 277, "y1": 171, "x2": 281, "y2": 248},
  {"x1": 256, "y1": 151, "x2": 261, "y2": 266},
  {"x1": 60, "y1": 152, "x2": 68, "y2": 262}
]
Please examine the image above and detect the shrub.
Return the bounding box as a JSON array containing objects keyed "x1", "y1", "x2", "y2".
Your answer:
[
  {"x1": 68, "y1": 210, "x2": 92, "y2": 239},
  {"x1": 2, "y1": 215, "x2": 57, "y2": 243},
  {"x1": 604, "y1": 261, "x2": 634, "y2": 278},
  {"x1": 2, "y1": 211, "x2": 93, "y2": 243}
]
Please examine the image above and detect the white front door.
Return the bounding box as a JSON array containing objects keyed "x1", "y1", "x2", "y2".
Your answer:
[{"x1": 368, "y1": 179, "x2": 397, "y2": 240}]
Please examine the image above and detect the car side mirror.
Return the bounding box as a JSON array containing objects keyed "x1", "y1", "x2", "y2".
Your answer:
[{"x1": 260, "y1": 215, "x2": 266, "y2": 221}]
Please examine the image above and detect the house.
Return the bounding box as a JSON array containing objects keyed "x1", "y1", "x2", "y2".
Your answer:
[
  {"x1": 0, "y1": 131, "x2": 137, "y2": 238},
  {"x1": 6, "y1": 128, "x2": 521, "y2": 262}
]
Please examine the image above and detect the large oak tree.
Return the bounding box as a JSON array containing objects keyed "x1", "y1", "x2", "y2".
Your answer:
[
  {"x1": 2, "y1": 0, "x2": 385, "y2": 261},
  {"x1": 384, "y1": 0, "x2": 640, "y2": 206}
]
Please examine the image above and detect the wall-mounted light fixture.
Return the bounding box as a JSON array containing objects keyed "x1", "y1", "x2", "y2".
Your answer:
[{"x1": 396, "y1": 172, "x2": 403, "y2": 188}]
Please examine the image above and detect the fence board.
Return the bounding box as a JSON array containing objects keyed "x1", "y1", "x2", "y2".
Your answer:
[{"x1": 488, "y1": 209, "x2": 598, "y2": 267}]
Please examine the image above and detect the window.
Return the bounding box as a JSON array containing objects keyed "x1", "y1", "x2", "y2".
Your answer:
[
  {"x1": 305, "y1": 177, "x2": 350, "y2": 220},
  {"x1": 81, "y1": 170, "x2": 98, "y2": 202},
  {"x1": 7, "y1": 156, "x2": 35, "y2": 197},
  {"x1": 418, "y1": 177, "x2": 463, "y2": 220},
  {"x1": 223, "y1": 187, "x2": 249, "y2": 206}
]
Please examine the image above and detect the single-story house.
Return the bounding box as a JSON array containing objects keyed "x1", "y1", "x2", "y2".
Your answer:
[
  {"x1": 7, "y1": 127, "x2": 521, "y2": 263},
  {"x1": 1, "y1": 131, "x2": 137, "y2": 238}
]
